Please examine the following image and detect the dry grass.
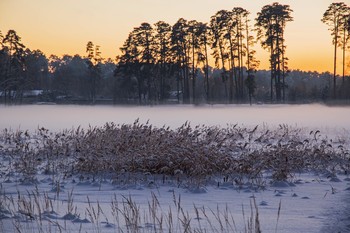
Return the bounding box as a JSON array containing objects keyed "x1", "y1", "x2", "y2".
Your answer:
[
  {"x1": 0, "y1": 185, "x2": 265, "y2": 233},
  {"x1": 0, "y1": 120, "x2": 349, "y2": 184}
]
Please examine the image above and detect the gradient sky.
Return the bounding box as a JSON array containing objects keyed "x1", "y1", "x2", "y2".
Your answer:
[{"x1": 0, "y1": 0, "x2": 348, "y2": 74}]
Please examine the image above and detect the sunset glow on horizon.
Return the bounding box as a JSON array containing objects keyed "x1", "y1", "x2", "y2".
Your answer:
[{"x1": 1, "y1": 0, "x2": 348, "y2": 74}]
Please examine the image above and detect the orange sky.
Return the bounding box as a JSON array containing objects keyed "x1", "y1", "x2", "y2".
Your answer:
[{"x1": 0, "y1": 0, "x2": 348, "y2": 74}]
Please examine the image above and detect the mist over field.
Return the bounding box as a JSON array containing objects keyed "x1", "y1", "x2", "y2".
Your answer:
[{"x1": 1, "y1": 104, "x2": 349, "y2": 133}]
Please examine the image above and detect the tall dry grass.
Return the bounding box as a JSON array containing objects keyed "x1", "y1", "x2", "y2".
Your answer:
[
  {"x1": 0, "y1": 120, "x2": 349, "y2": 183},
  {"x1": 0, "y1": 185, "x2": 266, "y2": 233}
]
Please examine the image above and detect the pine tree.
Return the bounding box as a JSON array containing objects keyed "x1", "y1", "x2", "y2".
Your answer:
[
  {"x1": 322, "y1": 2, "x2": 349, "y2": 98},
  {"x1": 256, "y1": 3, "x2": 293, "y2": 102}
]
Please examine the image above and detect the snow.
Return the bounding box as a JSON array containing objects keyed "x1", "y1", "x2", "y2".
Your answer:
[
  {"x1": 1, "y1": 173, "x2": 349, "y2": 232},
  {"x1": 0, "y1": 104, "x2": 350, "y2": 232}
]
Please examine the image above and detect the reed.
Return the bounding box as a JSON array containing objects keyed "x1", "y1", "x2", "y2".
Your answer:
[
  {"x1": 0, "y1": 121, "x2": 348, "y2": 184},
  {"x1": 1, "y1": 181, "x2": 278, "y2": 233}
]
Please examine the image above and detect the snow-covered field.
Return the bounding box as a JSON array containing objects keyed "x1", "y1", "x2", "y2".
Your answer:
[
  {"x1": 1, "y1": 173, "x2": 349, "y2": 233},
  {"x1": 0, "y1": 104, "x2": 350, "y2": 233}
]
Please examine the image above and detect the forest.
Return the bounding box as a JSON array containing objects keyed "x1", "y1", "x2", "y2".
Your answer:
[{"x1": 0, "y1": 2, "x2": 350, "y2": 105}]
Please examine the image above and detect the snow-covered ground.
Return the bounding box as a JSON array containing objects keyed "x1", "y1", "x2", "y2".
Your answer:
[
  {"x1": 0, "y1": 104, "x2": 350, "y2": 232},
  {"x1": 1, "y1": 173, "x2": 350, "y2": 232}
]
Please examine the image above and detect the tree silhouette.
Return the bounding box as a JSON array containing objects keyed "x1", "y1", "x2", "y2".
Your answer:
[
  {"x1": 117, "y1": 32, "x2": 141, "y2": 103},
  {"x1": 209, "y1": 8, "x2": 258, "y2": 103},
  {"x1": 256, "y1": 3, "x2": 293, "y2": 102},
  {"x1": 154, "y1": 21, "x2": 172, "y2": 102},
  {"x1": 3, "y1": 4, "x2": 348, "y2": 105},
  {"x1": 86, "y1": 41, "x2": 103, "y2": 103},
  {"x1": 23, "y1": 49, "x2": 48, "y2": 91},
  {"x1": 117, "y1": 23, "x2": 157, "y2": 104},
  {"x1": 134, "y1": 23, "x2": 156, "y2": 103},
  {"x1": 50, "y1": 54, "x2": 89, "y2": 101},
  {"x1": 231, "y1": 7, "x2": 251, "y2": 102},
  {"x1": 210, "y1": 10, "x2": 230, "y2": 101},
  {"x1": 171, "y1": 18, "x2": 190, "y2": 103},
  {"x1": 244, "y1": 10, "x2": 259, "y2": 105},
  {"x1": 0, "y1": 30, "x2": 3, "y2": 47},
  {"x1": 196, "y1": 22, "x2": 210, "y2": 103},
  {"x1": 340, "y1": 7, "x2": 350, "y2": 84},
  {"x1": 0, "y1": 30, "x2": 6, "y2": 97},
  {"x1": 2, "y1": 30, "x2": 26, "y2": 102},
  {"x1": 188, "y1": 20, "x2": 209, "y2": 103},
  {"x1": 322, "y1": 2, "x2": 349, "y2": 98}
]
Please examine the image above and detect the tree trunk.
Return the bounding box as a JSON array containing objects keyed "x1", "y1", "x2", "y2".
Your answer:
[
  {"x1": 281, "y1": 21, "x2": 286, "y2": 103},
  {"x1": 239, "y1": 22, "x2": 244, "y2": 101},
  {"x1": 333, "y1": 19, "x2": 338, "y2": 99},
  {"x1": 270, "y1": 42, "x2": 274, "y2": 102},
  {"x1": 218, "y1": 40, "x2": 228, "y2": 101},
  {"x1": 228, "y1": 34, "x2": 235, "y2": 103},
  {"x1": 204, "y1": 38, "x2": 209, "y2": 103},
  {"x1": 276, "y1": 27, "x2": 281, "y2": 102},
  {"x1": 192, "y1": 35, "x2": 196, "y2": 103},
  {"x1": 177, "y1": 55, "x2": 181, "y2": 103},
  {"x1": 342, "y1": 25, "x2": 346, "y2": 85},
  {"x1": 236, "y1": 23, "x2": 242, "y2": 101}
]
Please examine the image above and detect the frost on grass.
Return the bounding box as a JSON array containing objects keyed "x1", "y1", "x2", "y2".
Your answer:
[
  {"x1": 0, "y1": 120, "x2": 349, "y2": 184},
  {"x1": 0, "y1": 120, "x2": 350, "y2": 233}
]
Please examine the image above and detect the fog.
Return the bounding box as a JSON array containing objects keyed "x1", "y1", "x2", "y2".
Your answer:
[{"x1": 0, "y1": 104, "x2": 349, "y2": 133}]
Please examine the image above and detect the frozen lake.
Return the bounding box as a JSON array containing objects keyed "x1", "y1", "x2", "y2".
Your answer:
[{"x1": 0, "y1": 104, "x2": 349, "y2": 133}]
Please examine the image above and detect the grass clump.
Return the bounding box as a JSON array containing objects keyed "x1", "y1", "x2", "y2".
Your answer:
[{"x1": 0, "y1": 120, "x2": 349, "y2": 183}]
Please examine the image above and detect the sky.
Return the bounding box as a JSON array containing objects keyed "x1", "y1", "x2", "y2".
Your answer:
[{"x1": 0, "y1": 0, "x2": 348, "y2": 74}]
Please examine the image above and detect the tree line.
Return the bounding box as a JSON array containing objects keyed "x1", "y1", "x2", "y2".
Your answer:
[{"x1": 0, "y1": 2, "x2": 350, "y2": 105}]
